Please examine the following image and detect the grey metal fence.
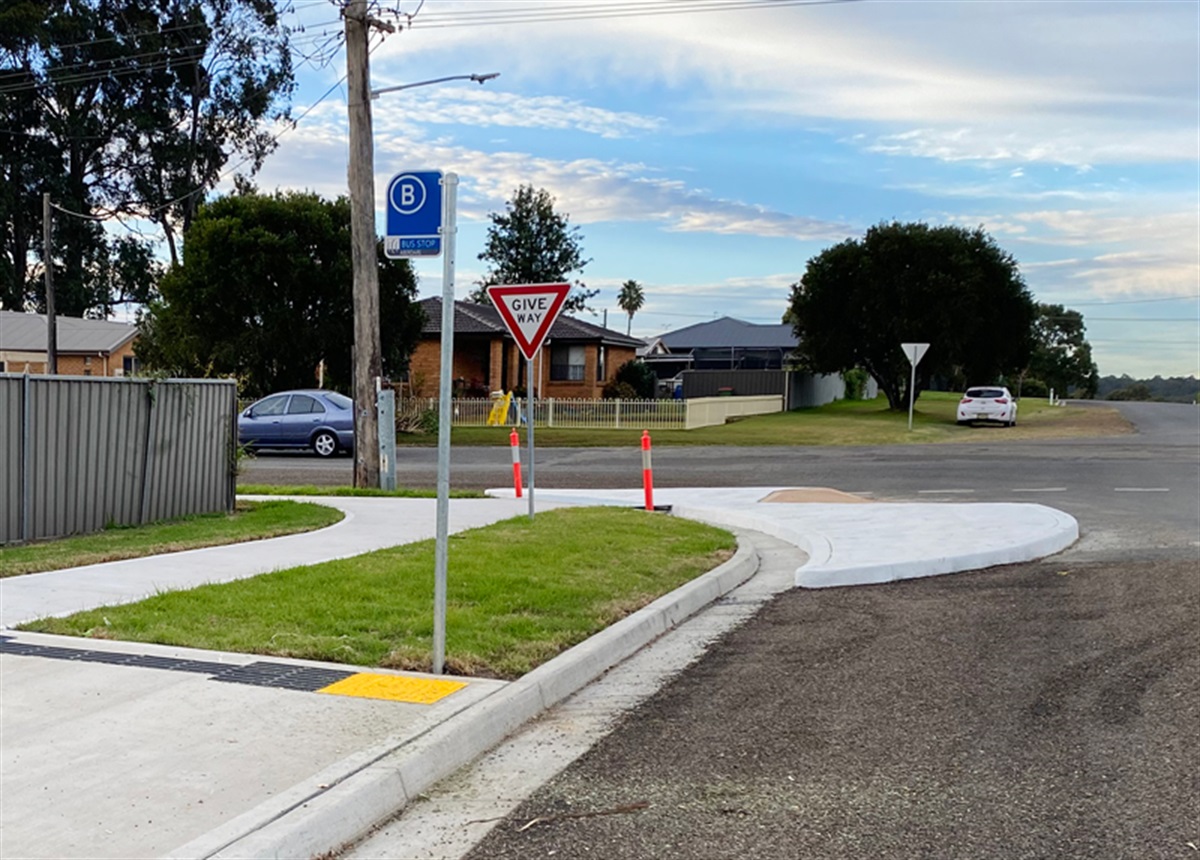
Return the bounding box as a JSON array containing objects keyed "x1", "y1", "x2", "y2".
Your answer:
[
  {"x1": 680, "y1": 369, "x2": 877, "y2": 408},
  {"x1": 1, "y1": 375, "x2": 237, "y2": 545}
]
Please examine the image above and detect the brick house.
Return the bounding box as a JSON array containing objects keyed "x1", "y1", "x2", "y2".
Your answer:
[
  {"x1": 0, "y1": 311, "x2": 138, "y2": 376},
  {"x1": 408, "y1": 298, "x2": 645, "y2": 399}
]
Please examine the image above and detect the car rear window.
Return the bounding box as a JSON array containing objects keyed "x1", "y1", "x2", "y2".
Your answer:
[
  {"x1": 287, "y1": 394, "x2": 324, "y2": 414},
  {"x1": 965, "y1": 388, "x2": 1006, "y2": 399},
  {"x1": 322, "y1": 392, "x2": 352, "y2": 410}
]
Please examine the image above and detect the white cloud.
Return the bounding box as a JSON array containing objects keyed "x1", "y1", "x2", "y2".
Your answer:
[
  {"x1": 380, "y1": 0, "x2": 1196, "y2": 168},
  {"x1": 951, "y1": 207, "x2": 1200, "y2": 302},
  {"x1": 254, "y1": 112, "x2": 852, "y2": 242},
  {"x1": 371, "y1": 88, "x2": 663, "y2": 139}
]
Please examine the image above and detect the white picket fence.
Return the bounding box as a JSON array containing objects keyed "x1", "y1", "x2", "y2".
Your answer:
[
  {"x1": 402, "y1": 394, "x2": 783, "y2": 430},
  {"x1": 406, "y1": 396, "x2": 687, "y2": 429}
]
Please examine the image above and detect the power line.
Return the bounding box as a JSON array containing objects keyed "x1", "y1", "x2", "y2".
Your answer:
[{"x1": 399, "y1": 0, "x2": 858, "y2": 29}]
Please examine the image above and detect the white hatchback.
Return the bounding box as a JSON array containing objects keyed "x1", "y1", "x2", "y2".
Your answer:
[{"x1": 957, "y1": 386, "x2": 1018, "y2": 426}]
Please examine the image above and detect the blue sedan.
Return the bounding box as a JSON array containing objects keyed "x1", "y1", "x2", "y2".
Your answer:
[{"x1": 238, "y1": 389, "x2": 354, "y2": 457}]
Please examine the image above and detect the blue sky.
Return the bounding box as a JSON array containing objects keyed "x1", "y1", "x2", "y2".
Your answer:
[{"x1": 246, "y1": 0, "x2": 1199, "y2": 379}]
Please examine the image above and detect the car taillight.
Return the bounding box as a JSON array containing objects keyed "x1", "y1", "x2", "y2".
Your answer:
[
  {"x1": 961, "y1": 398, "x2": 972, "y2": 403},
  {"x1": 994, "y1": 398, "x2": 1008, "y2": 403}
]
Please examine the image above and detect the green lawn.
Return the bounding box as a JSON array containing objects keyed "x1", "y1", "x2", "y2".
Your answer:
[
  {"x1": 21, "y1": 507, "x2": 736, "y2": 679},
  {"x1": 0, "y1": 500, "x2": 343, "y2": 578},
  {"x1": 397, "y1": 393, "x2": 1131, "y2": 448}
]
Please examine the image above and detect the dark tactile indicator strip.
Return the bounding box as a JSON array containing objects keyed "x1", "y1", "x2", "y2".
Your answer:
[
  {"x1": 0, "y1": 635, "x2": 467, "y2": 703},
  {"x1": 0, "y1": 635, "x2": 351, "y2": 691},
  {"x1": 209, "y1": 661, "x2": 354, "y2": 691}
]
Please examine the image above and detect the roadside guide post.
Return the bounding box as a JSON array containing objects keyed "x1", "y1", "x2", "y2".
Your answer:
[
  {"x1": 900, "y1": 342, "x2": 930, "y2": 431},
  {"x1": 509, "y1": 426, "x2": 523, "y2": 497},
  {"x1": 385, "y1": 168, "x2": 456, "y2": 675},
  {"x1": 486, "y1": 283, "x2": 572, "y2": 520},
  {"x1": 641, "y1": 429, "x2": 654, "y2": 510}
]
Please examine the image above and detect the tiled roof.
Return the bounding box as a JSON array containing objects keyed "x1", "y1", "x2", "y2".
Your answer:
[
  {"x1": 656, "y1": 316, "x2": 798, "y2": 350},
  {"x1": 0, "y1": 311, "x2": 137, "y2": 354},
  {"x1": 418, "y1": 297, "x2": 644, "y2": 347}
]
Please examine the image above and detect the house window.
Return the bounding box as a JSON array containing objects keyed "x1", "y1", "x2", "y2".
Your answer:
[
  {"x1": 596, "y1": 345, "x2": 606, "y2": 382},
  {"x1": 550, "y1": 344, "x2": 586, "y2": 381},
  {"x1": 123, "y1": 355, "x2": 140, "y2": 376}
]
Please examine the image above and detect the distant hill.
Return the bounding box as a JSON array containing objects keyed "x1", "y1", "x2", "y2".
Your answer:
[{"x1": 1097, "y1": 375, "x2": 1200, "y2": 403}]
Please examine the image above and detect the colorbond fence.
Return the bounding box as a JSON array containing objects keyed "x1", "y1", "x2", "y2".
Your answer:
[{"x1": 1, "y1": 375, "x2": 237, "y2": 544}]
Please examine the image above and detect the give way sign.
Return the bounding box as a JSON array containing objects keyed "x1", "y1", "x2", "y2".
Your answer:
[{"x1": 487, "y1": 283, "x2": 572, "y2": 360}]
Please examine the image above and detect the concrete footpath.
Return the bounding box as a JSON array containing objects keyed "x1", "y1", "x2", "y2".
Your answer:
[{"x1": 0, "y1": 488, "x2": 1078, "y2": 860}]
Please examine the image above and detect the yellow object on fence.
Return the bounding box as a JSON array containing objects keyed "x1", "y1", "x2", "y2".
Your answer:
[{"x1": 486, "y1": 391, "x2": 513, "y2": 426}]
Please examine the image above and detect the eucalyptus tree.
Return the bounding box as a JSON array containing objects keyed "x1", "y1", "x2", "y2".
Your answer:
[{"x1": 0, "y1": 0, "x2": 294, "y2": 315}]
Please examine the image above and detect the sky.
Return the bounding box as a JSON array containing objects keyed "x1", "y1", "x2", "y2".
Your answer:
[{"x1": 242, "y1": 0, "x2": 1199, "y2": 380}]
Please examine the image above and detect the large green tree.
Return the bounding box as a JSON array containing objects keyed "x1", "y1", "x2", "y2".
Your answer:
[
  {"x1": 0, "y1": 0, "x2": 293, "y2": 316},
  {"x1": 471, "y1": 184, "x2": 597, "y2": 313},
  {"x1": 787, "y1": 222, "x2": 1036, "y2": 410},
  {"x1": 1025, "y1": 303, "x2": 1099, "y2": 398},
  {"x1": 136, "y1": 190, "x2": 422, "y2": 399}
]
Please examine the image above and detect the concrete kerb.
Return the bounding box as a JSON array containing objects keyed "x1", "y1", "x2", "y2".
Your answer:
[{"x1": 171, "y1": 537, "x2": 759, "y2": 860}]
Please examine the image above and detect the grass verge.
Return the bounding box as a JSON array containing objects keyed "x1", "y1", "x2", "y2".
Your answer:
[
  {"x1": 396, "y1": 394, "x2": 1132, "y2": 447},
  {"x1": 21, "y1": 507, "x2": 736, "y2": 679},
  {"x1": 0, "y1": 500, "x2": 343, "y2": 578}
]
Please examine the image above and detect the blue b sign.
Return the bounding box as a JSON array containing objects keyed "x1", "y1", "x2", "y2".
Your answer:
[{"x1": 385, "y1": 170, "x2": 443, "y2": 258}]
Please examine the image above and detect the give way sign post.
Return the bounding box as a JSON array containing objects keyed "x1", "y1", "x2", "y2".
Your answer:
[
  {"x1": 487, "y1": 283, "x2": 572, "y2": 519},
  {"x1": 900, "y1": 342, "x2": 930, "y2": 431}
]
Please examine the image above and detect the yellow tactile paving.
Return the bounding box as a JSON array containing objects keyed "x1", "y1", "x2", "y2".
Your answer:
[
  {"x1": 317, "y1": 673, "x2": 468, "y2": 704},
  {"x1": 760, "y1": 488, "x2": 874, "y2": 504}
]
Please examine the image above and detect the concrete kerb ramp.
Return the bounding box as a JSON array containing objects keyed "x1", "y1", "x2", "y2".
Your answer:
[{"x1": 491, "y1": 487, "x2": 1080, "y2": 589}]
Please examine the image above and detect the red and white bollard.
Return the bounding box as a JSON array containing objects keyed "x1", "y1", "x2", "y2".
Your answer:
[
  {"x1": 510, "y1": 427, "x2": 523, "y2": 498},
  {"x1": 641, "y1": 429, "x2": 654, "y2": 511}
]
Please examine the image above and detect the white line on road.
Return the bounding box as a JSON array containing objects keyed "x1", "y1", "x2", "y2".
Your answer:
[
  {"x1": 918, "y1": 489, "x2": 976, "y2": 494},
  {"x1": 1011, "y1": 488, "x2": 1068, "y2": 493},
  {"x1": 1113, "y1": 487, "x2": 1171, "y2": 492}
]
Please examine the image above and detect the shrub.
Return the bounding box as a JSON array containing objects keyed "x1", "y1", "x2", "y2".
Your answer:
[
  {"x1": 843, "y1": 367, "x2": 869, "y2": 400},
  {"x1": 602, "y1": 380, "x2": 639, "y2": 400},
  {"x1": 610, "y1": 359, "x2": 657, "y2": 399}
]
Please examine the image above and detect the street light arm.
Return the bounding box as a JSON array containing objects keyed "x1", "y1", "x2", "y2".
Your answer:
[{"x1": 371, "y1": 72, "x2": 500, "y2": 99}]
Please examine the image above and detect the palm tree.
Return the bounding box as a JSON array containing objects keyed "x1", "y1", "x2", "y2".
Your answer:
[{"x1": 617, "y1": 279, "x2": 645, "y2": 336}]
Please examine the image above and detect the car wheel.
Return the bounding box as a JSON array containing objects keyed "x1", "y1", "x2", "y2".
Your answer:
[{"x1": 312, "y1": 430, "x2": 338, "y2": 458}]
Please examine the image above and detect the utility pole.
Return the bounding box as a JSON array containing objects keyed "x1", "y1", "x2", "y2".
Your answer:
[
  {"x1": 344, "y1": 0, "x2": 389, "y2": 488},
  {"x1": 42, "y1": 192, "x2": 57, "y2": 374}
]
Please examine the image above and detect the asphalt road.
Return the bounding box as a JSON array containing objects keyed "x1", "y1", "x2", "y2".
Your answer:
[
  {"x1": 450, "y1": 401, "x2": 1199, "y2": 859},
  {"x1": 242, "y1": 401, "x2": 1199, "y2": 560}
]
